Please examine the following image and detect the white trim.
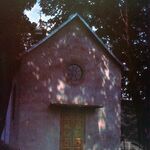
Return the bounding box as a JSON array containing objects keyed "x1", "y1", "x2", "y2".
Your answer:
[{"x1": 1, "y1": 84, "x2": 14, "y2": 144}]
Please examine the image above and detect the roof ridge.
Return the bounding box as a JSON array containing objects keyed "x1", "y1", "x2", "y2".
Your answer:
[{"x1": 24, "y1": 13, "x2": 127, "y2": 71}]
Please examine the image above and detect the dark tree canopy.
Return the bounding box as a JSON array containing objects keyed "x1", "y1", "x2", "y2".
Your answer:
[{"x1": 0, "y1": 0, "x2": 149, "y2": 149}]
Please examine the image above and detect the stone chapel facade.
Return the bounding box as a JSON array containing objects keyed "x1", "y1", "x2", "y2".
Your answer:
[{"x1": 3, "y1": 14, "x2": 123, "y2": 150}]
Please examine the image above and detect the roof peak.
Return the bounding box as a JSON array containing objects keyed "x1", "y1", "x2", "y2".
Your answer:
[{"x1": 24, "y1": 13, "x2": 127, "y2": 71}]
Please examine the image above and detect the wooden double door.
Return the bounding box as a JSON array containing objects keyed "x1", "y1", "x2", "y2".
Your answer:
[{"x1": 60, "y1": 108, "x2": 85, "y2": 150}]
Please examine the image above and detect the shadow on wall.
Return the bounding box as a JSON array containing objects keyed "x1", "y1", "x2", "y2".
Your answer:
[
  {"x1": 48, "y1": 105, "x2": 120, "y2": 150},
  {"x1": 84, "y1": 108, "x2": 120, "y2": 150},
  {"x1": 0, "y1": 140, "x2": 18, "y2": 150},
  {"x1": 22, "y1": 51, "x2": 120, "y2": 105},
  {"x1": 16, "y1": 24, "x2": 121, "y2": 149}
]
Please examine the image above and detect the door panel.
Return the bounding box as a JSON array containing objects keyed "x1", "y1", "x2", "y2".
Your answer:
[{"x1": 60, "y1": 108, "x2": 85, "y2": 150}]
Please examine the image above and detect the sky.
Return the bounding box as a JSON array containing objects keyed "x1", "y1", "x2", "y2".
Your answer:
[
  {"x1": 24, "y1": 0, "x2": 51, "y2": 24},
  {"x1": 24, "y1": 0, "x2": 98, "y2": 33}
]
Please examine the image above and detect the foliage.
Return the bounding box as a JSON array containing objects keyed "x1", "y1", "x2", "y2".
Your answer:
[{"x1": 0, "y1": 0, "x2": 149, "y2": 148}]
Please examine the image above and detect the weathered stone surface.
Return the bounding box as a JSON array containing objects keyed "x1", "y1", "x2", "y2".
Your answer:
[
  {"x1": 9, "y1": 15, "x2": 121, "y2": 150},
  {"x1": 0, "y1": 140, "x2": 18, "y2": 150}
]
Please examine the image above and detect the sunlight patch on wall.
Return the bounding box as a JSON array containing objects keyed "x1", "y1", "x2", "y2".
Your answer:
[
  {"x1": 97, "y1": 108, "x2": 106, "y2": 133},
  {"x1": 57, "y1": 79, "x2": 65, "y2": 92},
  {"x1": 32, "y1": 71, "x2": 40, "y2": 80},
  {"x1": 99, "y1": 55, "x2": 111, "y2": 87},
  {"x1": 73, "y1": 95, "x2": 88, "y2": 105},
  {"x1": 56, "y1": 79, "x2": 68, "y2": 103},
  {"x1": 102, "y1": 55, "x2": 110, "y2": 80}
]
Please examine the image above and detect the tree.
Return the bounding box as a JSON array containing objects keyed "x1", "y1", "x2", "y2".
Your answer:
[{"x1": 0, "y1": 0, "x2": 149, "y2": 148}]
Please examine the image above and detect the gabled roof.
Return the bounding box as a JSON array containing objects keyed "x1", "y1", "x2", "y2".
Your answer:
[{"x1": 26, "y1": 13, "x2": 127, "y2": 71}]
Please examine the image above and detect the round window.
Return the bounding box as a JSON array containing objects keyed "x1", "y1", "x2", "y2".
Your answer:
[{"x1": 65, "y1": 64, "x2": 83, "y2": 84}]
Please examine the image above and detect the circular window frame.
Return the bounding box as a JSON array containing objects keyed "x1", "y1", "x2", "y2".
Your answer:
[{"x1": 64, "y1": 63, "x2": 85, "y2": 85}]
